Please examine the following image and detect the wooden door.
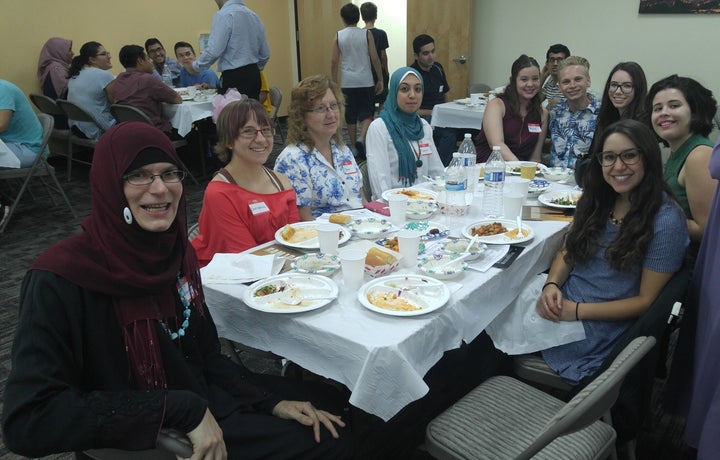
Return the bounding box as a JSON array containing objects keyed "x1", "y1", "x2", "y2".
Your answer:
[
  {"x1": 296, "y1": 0, "x2": 346, "y2": 80},
  {"x1": 406, "y1": 0, "x2": 473, "y2": 100}
]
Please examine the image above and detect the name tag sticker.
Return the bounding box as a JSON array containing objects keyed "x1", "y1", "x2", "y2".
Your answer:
[
  {"x1": 528, "y1": 123, "x2": 542, "y2": 133},
  {"x1": 249, "y1": 201, "x2": 270, "y2": 215},
  {"x1": 341, "y1": 160, "x2": 358, "y2": 175},
  {"x1": 419, "y1": 143, "x2": 433, "y2": 156}
]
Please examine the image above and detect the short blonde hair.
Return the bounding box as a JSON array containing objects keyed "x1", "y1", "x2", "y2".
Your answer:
[{"x1": 558, "y1": 56, "x2": 590, "y2": 78}]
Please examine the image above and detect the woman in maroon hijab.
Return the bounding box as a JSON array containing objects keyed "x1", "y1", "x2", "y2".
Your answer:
[{"x1": 1, "y1": 122, "x2": 351, "y2": 459}]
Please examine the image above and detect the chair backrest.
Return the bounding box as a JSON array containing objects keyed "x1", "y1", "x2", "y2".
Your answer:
[
  {"x1": 56, "y1": 99, "x2": 99, "y2": 125},
  {"x1": 269, "y1": 86, "x2": 282, "y2": 120},
  {"x1": 29, "y1": 93, "x2": 65, "y2": 117},
  {"x1": 358, "y1": 160, "x2": 372, "y2": 201},
  {"x1": 37, "y1": 113, "x2": 54, "y2": 148},
  {"x1": 468, "y1": 83, "x2": 492, "y2": 95},
  {"x1": 187, "y1": 223, "x2": 200, "y2": 242},
  {"x1": 517, "y1": 336, "x2": 656, "y2": 460},
  {"x1": 110, "y1": 104, "x2": 153, "y2": 125}
]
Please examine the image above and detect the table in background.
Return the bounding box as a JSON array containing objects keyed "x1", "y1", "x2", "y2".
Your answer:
[
  {"x1": 430, "y1": 101, "x2": 485, "y2": 130},
  {"x1": 163, "y1": 99, "x2": 213, "y2": 137},
  {"x1": 203, "y1": 189, "x2": 570, "y2": 421}
]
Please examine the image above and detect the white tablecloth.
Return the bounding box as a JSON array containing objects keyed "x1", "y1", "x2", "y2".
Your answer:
[
  {"x1": 204, "y1": 190, "x2": 570, "y2": 421},
  {"x1": 163, "y1": 100, "x2": 213, "y2": 137},
  {"x1": 430, "y1": 101, "x2": 485, "y2": 130}
]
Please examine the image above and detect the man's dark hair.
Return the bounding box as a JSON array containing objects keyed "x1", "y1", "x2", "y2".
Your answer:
[
  {"x1": 119, "y1": 45, "x2": 146, "y2": 68},
  {"x1": 144, "y1": 38, "x2": 163, "y2": 53},
  {"x1": 546, "y1": 44, "x2": 570, "y2": 61},
  {"x1": 360, "y1": 2, "x2": 377, "y2": 22},
  {"x1": 412, "y1": 34, "x2": 434, "y2": 54},
  {"x1": 340, "y1": 3, "x2": 360, "y2": 25},
  {"x1": 174, "y1": 41, "x2": 195, "y2": 55}
]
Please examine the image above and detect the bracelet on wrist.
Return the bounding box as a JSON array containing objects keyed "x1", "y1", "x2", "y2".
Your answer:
[
  {"x1": 575, "y1": 301, "x2": 580, "y2": 321},
  {"x1": 542, "y1": 281, "x2": 560, "y2": 291}
]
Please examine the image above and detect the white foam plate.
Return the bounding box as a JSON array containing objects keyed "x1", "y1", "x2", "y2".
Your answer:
[
  {"x1": 243, "y1": 274, "x2": 338, "y2": 313},
  {"x1": 538, "y1": 190, "x2": 583, "y2": 209},
  {"x1": 357, "y1": 274, "x2": 450, "y2": 317},
  {"x1": 462, "y1": 219, "x2": 535, "y2": 244},
  {"x1": 275, "y1": 222, "x2": 351, "y2": 249}
]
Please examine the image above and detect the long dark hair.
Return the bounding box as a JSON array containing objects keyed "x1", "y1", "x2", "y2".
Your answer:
[
  {"x1": 68, "y1": 41, "x2": 103, "y2": 78},
  {"x1": 565, "y1": 119, "x2": 673, "y2": 272},
  {"x1": 647, "y1": 74, "x2": 716, "y2": 140},
  {"x1": 500, "y1": 54, "x2": 543, "y2": 119}
]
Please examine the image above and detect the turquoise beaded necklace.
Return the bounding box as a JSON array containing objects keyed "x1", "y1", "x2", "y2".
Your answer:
[{"x1": 160, "y1": 274, "x2": 194, "y2": 340}]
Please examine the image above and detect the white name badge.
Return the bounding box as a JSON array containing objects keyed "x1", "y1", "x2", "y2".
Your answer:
[
  {"x1": 419, "y1": 142, "x2": 433, "y2": 156},
  {"x1": 341, "y1": 160, "x2": 357, "y2": 175},
  {"x1": 249, "y1": 201, "x2": 270, "y2": 215},
  {"x1": 528, "y1": 123, "x2": 542, "y2": 133}
]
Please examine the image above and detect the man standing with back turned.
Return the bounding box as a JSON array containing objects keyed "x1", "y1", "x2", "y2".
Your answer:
[{"x1": 192, "y1": 0, "x2": 270, "y2": 99}]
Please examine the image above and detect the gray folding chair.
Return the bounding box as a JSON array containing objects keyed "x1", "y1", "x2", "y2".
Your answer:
[
  {"x1": 110, "y1": 104, "x2": 199, "y2": 185},
  {"x1": 56, "y1": 99, "x2": 104, "y2": 181},
  {"x1": 358, "y1": 160, "x2": 372, "y2": 201},
  {"x1": 82, "y1": 428, "x2": 193, "y2": 460},
  {"x1": 269, "y1": 86, "x2": 285, "y2": 143},
  {"x1": 425, "y1": 336, "x2": 656, "y2": 460},
  {"x1": 468, "y1": 83, "x2": 492, "y2": 95},
  {"x1": 0, "y1": 113, "x2": 76, "y2": 233},
  {"x1": 29, "y1": 93, "x2": 72, "y2": 155}
]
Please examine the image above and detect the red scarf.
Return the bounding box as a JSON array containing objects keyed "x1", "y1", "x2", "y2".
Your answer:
[{"x1": 33, "y1": 122, "x2": 204, "y2": 389}]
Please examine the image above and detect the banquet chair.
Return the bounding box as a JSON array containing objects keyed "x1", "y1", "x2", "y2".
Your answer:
[
  {"x1": 110, "y1": 104, "x2": 199, "y2": 185},
  {"x1": 0, "y1": 113, "x2": 76, "y2": 233},
  {"x1": 358, "y1": 160, "x2": 372, "y2": 201},
  {"x1": 425, "y1": 336, "x2": 656, "y2": 460},
  {"x1": 269, "y1": 86, "x2": 285, "y2": 143},
  {"x1": 29, "y1": 93, "x2": 72, "y2": 155},
  {"x1": 81, "y1": 428, "x2": 193, "y2": 460},
  {"x1": 56, "y1": 99, "x2": 104, "y2": 181},
  {"x1": 513, "y1": 263, "x2": 692, "y2": 445}
]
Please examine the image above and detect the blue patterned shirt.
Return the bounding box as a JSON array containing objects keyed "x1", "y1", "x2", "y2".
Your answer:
[
  {"x1": 274, "y1": 141, "x2": 363, "y2": 218},
  {"x1": 549, "y1": 95, "x2": 601, "y2": 168}
]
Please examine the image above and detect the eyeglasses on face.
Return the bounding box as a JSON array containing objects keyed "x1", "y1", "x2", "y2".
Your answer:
[
  {"x1": 596, "y1": 149, "x2": 642, "y2": 167},
  {"x1": 123, "y1": 169, "x2": 186, "y2": 185},
  {"x1": 609, "y1": 82, "x2": 634, "y2": 94},
  {"x1": 238, "y1": 127, "x2": 274, "y2": 139},
  {"x1": 548, "y1": 57, "x2": 564, "y2": 63},
  {"x1": 306, "y1": 102, "x2": 340, "y2": 114}
]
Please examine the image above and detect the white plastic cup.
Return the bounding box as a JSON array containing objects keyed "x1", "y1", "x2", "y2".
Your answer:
[
  {"x1": 186, "y1": 86, "x2": 197, "y2": 100},
  {"x1": 340, "y1": 249, "x2": 366, "y2": 290},
  {"x1": 387, "y1": 194, "x2": 408, "y2": 226},
  {"x1": 503, "y1": 193, "x2": 525, "y2": 219},
  {"x1": 396, "y1": 230, "x2": 421, "y2": 269},
  {"x1": 505, "y1": 177, "x2": 530, "y2": 203},
  {"x1": 317, "y1": 223, "x2": 340, "y2": 255},
  {"x1": 470, "y1": 93, "x2": 482, "y2": 105}
]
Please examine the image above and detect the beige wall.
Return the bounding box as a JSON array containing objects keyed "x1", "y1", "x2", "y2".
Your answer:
[
  {"x1": 1, "y1": 0, "x2": 295, "y2": 116},
  {"x1": 470, "y1": 0, "x2": 719, "y2": 99}
]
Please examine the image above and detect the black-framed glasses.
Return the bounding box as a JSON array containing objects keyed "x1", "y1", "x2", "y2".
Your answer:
[
  {"x1": 609, "y1": 82, "x2": 634, "y2": 94},
  {"x1": 548, "y1": 57, "x2": 564, "y2": 63},
  {"x1": 596, "y1": 149, "x2": 642, "y2": 167},
  {"x1": 238, "y1": 127, "x2": 274, "y2": 139},
  {"x1": 306, "y1": 102, "x2": 340, "y2": 114},
  {"x1": 123, "y1": 169, "x2": 186, "y2": 185}
]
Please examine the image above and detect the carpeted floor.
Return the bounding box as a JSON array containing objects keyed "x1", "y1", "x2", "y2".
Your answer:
[{"x1": 0, "y1": 135, "x2": 697, "y2": 459}]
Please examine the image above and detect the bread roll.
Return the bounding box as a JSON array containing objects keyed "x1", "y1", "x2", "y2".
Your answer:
[
  {"x1": 280, "y1": 225, "x2": 295, "y2": 240},
  {"x1": 329, "y1": 214, "x2": 351, "y2": 225},
  {"x1": 365, "y1": 247, "x2": 397, "y2": 266}
]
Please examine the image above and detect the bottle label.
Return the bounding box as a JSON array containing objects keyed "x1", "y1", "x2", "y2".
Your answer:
[
  {"x1": 485, "y1": 171, "x2": 504, "y2": 182},
  {"x1": 445, "y1": 182, "x2": 466, "y2": 192}
]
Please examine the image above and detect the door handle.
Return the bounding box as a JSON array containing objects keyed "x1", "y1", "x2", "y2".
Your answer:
[{"x1": 453, "y1": 55, "x2": 468, "y2": 64}]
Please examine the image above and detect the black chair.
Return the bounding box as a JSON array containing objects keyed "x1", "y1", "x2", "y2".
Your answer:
[
  {"x1": 81, "y1": 428, "x2": 193, "y2": 459},
  {"x1": 56, "y1": 99, "x2": 104, "y2": 181},
  {"x1": 0, "y1": 113, "x2": 76, "y2": 233}
]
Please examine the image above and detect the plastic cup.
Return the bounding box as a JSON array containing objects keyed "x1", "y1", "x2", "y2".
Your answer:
[
  {"x1": 470, "y1": 93, "x2": 482, "y2": 105},
  {"x1": 396, "y1": 230, "x2": 421, "y2": 269},
  {"x1": 505, "y1": 177, "x2": 530, "y2": 202},
  {"x1": 520, "y1": 161, "x2": 537, "y2": 180},
  {"x1": 503, "y1": 193, "x2": 525, "y2": 219},
  {"x1": 387, "y1": 194, "x2": 408, "y2": 226},
  {"x1": 317, "y1": 223, "x2": 340, "y2": 255},
  {"x1": 340, "y1": 249, "x2": 366, "y2": 290}
]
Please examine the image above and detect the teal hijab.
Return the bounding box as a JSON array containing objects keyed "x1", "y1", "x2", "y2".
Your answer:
[{"x1": 379, "y1": 67, "x2": 425, "y2": 186}]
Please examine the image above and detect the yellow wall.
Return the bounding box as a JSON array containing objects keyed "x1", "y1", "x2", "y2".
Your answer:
[{"x1": 0, "y1": 0, "x2": 294, "y2": 116}]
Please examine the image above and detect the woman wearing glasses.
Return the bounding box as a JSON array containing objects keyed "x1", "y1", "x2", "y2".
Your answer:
[
  {"x1": 275, "y1": 74, "x2": 365, "y2": 220},
  {"x1": 537, "y1": 119, "x2": 688, "y2": 385},
  {"x1": 365, "y1": 67, "x2": 444, "y2": 199},
  {"x1": 648, "y1": 75, "x2": 717, "y2": 247},
  {"x1": 66, "y1": 41, "x2": 116, "y2": 140},
  {"x1": 2, "y1": 122, "x2": 350, "y2": 458},
  {"x1": 192, "y1": 99, "x2": 300, "y2": 267}
]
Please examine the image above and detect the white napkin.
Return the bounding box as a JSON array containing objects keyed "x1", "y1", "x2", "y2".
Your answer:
[
  {"x1": 201, "y1": 253, "x2": 280, "y2": 284},
  {"x1": 485, "y1": 274, "x2": 586, "y2": 355},
  {"x1": 467, "y1": 244, "x2": 510, "y2": 272}
]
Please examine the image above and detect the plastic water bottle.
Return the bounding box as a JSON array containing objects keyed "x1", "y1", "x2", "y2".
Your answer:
[
  {"x1": 483, "y1": 146, "x2": 505, "y2": 218},
  {"x1": 444, "y1": 153, "x2": 468, "y2": 216},
  {"x1": 162, "y1": 65, "x2": 173, "y2": 87},
  {"x1": 457, "y1": 133, "x2": 477, "y2": 192}
]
